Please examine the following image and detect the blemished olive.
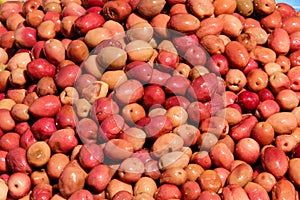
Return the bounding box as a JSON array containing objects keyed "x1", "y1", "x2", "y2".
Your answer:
[
  {"x1": 236, "y1": 0, "x2": 254, "y2": 17},
  {"x1": 253, "y1": 0, "x2": 276, "y2": 15}
]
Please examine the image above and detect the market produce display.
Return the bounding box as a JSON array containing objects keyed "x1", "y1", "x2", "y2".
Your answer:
[{"x1": 0, "y1": 0, "x2": 300, "y2": 199}]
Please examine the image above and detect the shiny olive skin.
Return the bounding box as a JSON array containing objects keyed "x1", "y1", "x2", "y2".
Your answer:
[{"x1": 236, "y1": 0, "x2": 253, "y2": 16}]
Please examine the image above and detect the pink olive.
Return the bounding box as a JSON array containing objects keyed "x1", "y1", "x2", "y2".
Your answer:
[
  {"x1": 260, "y1": 10, "x2": 282, "y2": 32},
  {"x1": 244, "y1": 182, "x2": 270, "y2": 200},
  {"x1": 29, "y1": 95, "x2": 61, "y2": 118},
  {"x1": 55, "y1": 64, "x2": 82, "y2": 89},
  {"x1": 114, "y1": 80, "x2": 144, "y2": 105},
  {"x1": 48, "y1": 128, "x2": 78, "y2": 153},
  {"x1": 6, "y1": 147, "x2": 32, "y2": 173},
  {"x1": 261, "y1": 146, "x2": 288, "y2": 179},
  {"x1": 26, "y1": 58, "x2": 56, "y2": 81},
  {"x1": 154, "y1": 184, "x2": 181, "y2": 200},
  {"x1": 0, "y1": 109, "x2": 15, "y2": 132},
  {"x1": 79, "y1": 143, "x2": 104, "y2": 169},
  {"x1": 43, "y1": 39, "x2": 66, "y2": 65},
  {"x1": 210, "y1": 143, "x2": 234, "y2": 170},
  {"x1": 14, "y1": 27, "x2": 37, "y2": 48},
  {"x1": 235, "y1": 138, "x2": 260, "y2": 164},
  {"x1": 74, "y1": 12, "x2": 105, "y2": 35}
]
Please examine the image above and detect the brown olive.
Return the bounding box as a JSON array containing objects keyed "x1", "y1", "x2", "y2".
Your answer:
[
  {"x1": 198, "y1": 170, "x2": 222, "y2": 193},
  {"x1": 236, "y1": 0, "x2": 254, "y2": 16}
]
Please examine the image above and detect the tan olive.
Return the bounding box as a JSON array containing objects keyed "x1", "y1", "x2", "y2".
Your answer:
[
  {"x1": 151, "y1": 133, "x2": 184, "y2": 158},
  {"x1": 101, "y1": 70, "x2": 128, "y2": 90},
  {"x1": 126, "y1": 13, "x2": 148, "y2": 29},
  {"x1": 219, "y1": 15, "x2": 243, "y2": 38},
  {"x1": 158, "y1": 151, "x2": 190, "y2": 170},
  {"x1": 120, "y1": 127, "x2": 146, "y2": 151},
  {"x1": 27, "y1": 141, "x2": 51, "y2": 167},
  {"x1": 166, "y1": 106, "x2": 188, "y2": 128},
  {"x1": 245, "y1": 27, "x2": 268, "y2": 45},
  {"x1": 276, "y1": 89, "x2": 299, "y2": 111},
  {"x1": 266, "y1": 112, "x2": 298, "y2": 135},
  {"x1": 157, "y1": 40, "x2": 177, "y2": 54},
  {"x1": 74, "y1": 98, "x2": 91, "y2": 118},
  {"x1": 160, "y1": 167, "x2": 187, "y2": 185},
  {"x1": 0, "y1": 98, "x2": 16, "y2": 110},
  {"x1": 216, "y1": 107, "x2": 242, "y2": 126},
  {"x1": 10, "y1": 103, "x2": 30, "y2": 121},
  {"x1": 125, "y1": 40, "x2": 154, "y2": 62},
  {"x1": 264, "y1": 63, "x2": 282, "y2": 77},
  {"x1": 82, "y1": 55, "x2": 103, "y2": 79},
  {"x1": 47, "y1": 153, "x2": 70, "y2": 179},
  {"x1": 184, "y1": 163, "x2": 204, "y2": 181},
  {"x1": 182, "y1": 147, "x2": 193, "y2": 159},
  {"x1": 36, "y1": 77, "x2": 57, "y2": 96},
  {"x1": 84, "y1": 27, "x2": 112, "y2": 48},
  {"x1": 106, "y1": 179, "x2": 133, "y2": 199},
  {"x1": 134, "y1": 177, "x2": 157, "y2": 197},
  {"x1": 97, "y1": 47, "x2": 127, "y2": 70},
  {"x1": 9, "y1": 67, "x2": 27, "y2": 87},
  {"x1": 173, "y1": 63, "x2": 191, "y2": 78},
  {"x1": 127, "y1": 22, "x2": 154, "y2": 42},
  {"x1": 6, "y1": 88, "x2": 26, "y2": 104},
  {"x1": 148, "y1": 107, "x2": 167, "y2": 117},
  {"x1": 173, "y1": 124, "x2": 200, "y2": 146},
  {"x1": 227, "y1": 163, "x2": 253, "y2": 187},
  {"x1": 269, "y1": 72, "x2": 290, "y2": 94},
  {"x1": 150, "y1": 14, "x2": 170, "y2": 38},
  {"x1": 189, "y1": 65, "x2": 210, "y2": 81},
  {"x1": 122, "y1": 103, "x2": 146, "y2": 124},
  {"x1": 30, "y1": 170, "x2": 50, "y2": 185}
]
